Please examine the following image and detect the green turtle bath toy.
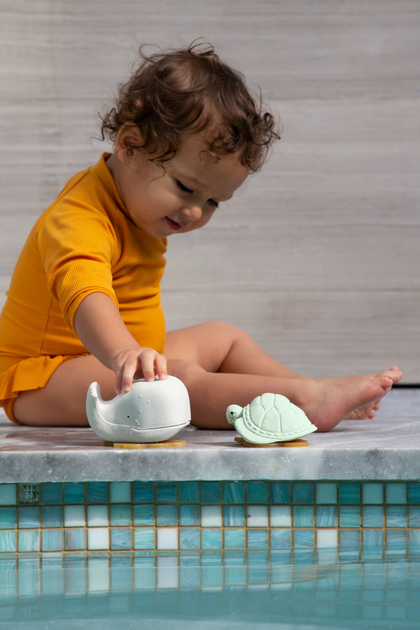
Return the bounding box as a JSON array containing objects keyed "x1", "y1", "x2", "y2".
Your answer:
[{"x1": 226, "y1": 393, "x2": 317, "y2": 446}]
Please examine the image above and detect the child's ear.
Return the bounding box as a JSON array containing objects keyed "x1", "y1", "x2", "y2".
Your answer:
[{"x1": 115, "y1": 123, "x2": 144, "y2": 162}]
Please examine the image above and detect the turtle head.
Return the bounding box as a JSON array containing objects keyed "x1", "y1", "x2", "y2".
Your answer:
[{"x1": 226, "y1": 404, "x2": 243, "y2": 425}]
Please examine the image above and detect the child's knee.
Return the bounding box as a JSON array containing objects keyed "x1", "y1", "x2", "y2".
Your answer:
[{"x1": 167, "y1": 358, "x2": 205, "y2": 383}]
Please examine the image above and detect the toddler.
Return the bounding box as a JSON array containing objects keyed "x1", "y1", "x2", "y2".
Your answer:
[{"x1": 0, "y1": 43, "x2": 402, "y2": 430}]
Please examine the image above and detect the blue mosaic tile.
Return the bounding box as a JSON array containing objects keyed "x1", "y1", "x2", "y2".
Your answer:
[
  {"x1": 64, "y1": 529, "x2": 86, "y2": 551},
  {"x1": 293, "y1": 529, "x2": 315, "y2": 549},
  {"x1": 42, "y1": 484, "x2": 63, "y2": 505},
  {"x1": 409, "y1": 530, "x2": 420, "y2": 546},
  {"x1": 87, "y1": 482, "x2": 108, "y2": 503},
  {"x1": 132, "y1": 482, "x2": 154, "y2": 503},
  {"x1": 133, "y1": 505, "x2": 154, "y2": 526},
  {"x1": 179, "y1": 528, "x2": 200, "y2": 549},
  {"x1": 386, "y1": 505, "x2": 407, "y2": 528},
  {"x1": 270, "y1": 529, "x2": 292, "y2": 550},
  {"x1": 362, "y1": 506, "x2": 383, "y2": 528},
  {"x1": 179, "y1": 504, "x2": 200, "y2": 526},
  {"x1": 133, "y1": 555, "x2": 156, "y2": 589},
  {"x1": 87, "y1": 528, "x2": 108, "y2": 551},
  {"x1": 110, "y1": 504, "x2": 132, "y2": 526},
  {"x1": 247, "y1": 482, "x2": 268, "y2": 504},
  {"x1": 110, "y1": 555, "x2": 132, "y2": 591},
  {"x1": 42, "y1": 506, "x2": 63, "y2": 528},
  {"x1": 201, "y1": 482, "x2": 222, "y2": 503},
  {"x1": 17, "y1": 557, "x2": 40, "y2": 596},
  {"x1": 110, "y1": 482, "x2": 131, "y2": 503},
  {"x1": 339, "y1": 506, "x2": 360, "y2": 528},
  {"x1": 316, "y1": 483, "x2": 337, "y2": 504},
  {"x1": 18, "y1": 530, "x2": 39, "y2": 552},
  {"x1": 42, "y1": 529, "x2": 63, "y2": 551},
  {"x1": 0, "y1": 485, "x2": 16, "y2": 506},
  {"x1": 409, "y1": 506, "x2": 420, "y2": 527},
  {"x1": 225, "y1": 565, "x2": 246, "y2": 586},
  {"x1": 157, "y1": 504, "x2": 177, "y2": 526},
  {"x1": 293, "y1": 483, "x2": 314, "y2": 504},
  {"x1": 386, "y1": 529, "x2": 407, "y2": 548},
  {"x1": 178, "y1": 482, "x2": 199, "y2": 503},
  {"x1": 339, "y1": 529, "x2": 361, "y2": 549},
  {"x1": 247, "y1": 505, "x2": 268, "y2": 527},
  {"x1": 0, "y1": 507, "x2": 16, "y2": 529},
  {"x1": 362, "y1": 483, "x2": 383, "y2": 505},
  {"x1": 87, "y1": 505, "x2": 108, "y2": 527},
  {"x1": 362, "y1": 529, "x2": 384, "y2": 548},
  {"x1": 224, "y1": 529, "x2": 245, "y2": 549},
  {"x1": 293, "y1": 506, "x2": 314, "y2": 527},
  {"x1": 133, "y1": 528, "x2": 155, "y2": 550},
  {"x1": 316, "y1": 506, "x2": 337, "y2": 527},
  {"x1": 201, "y1": 554, "x2": 223, "y2": 587},
  {"x1": 248, "y1": 564, "x2": 269, "y2": 584},
  {"x1": 110, "y1": 528, "x2": 132, "y2": 550},
  {"x1": 16, "y1": 502, "x2": 37, "y2": 531},
  {"x1": 64, "y1": 505, "x2": 85, "y2": 527},
  {"x1": 247, "y1": 529, "x2": 268, "y2": 549},
  {"x1": 179, "y1": 559, "x2": 200, "y2": 588},
  {"x1": 224, "y1": 482, "x2": 245, "y2": 504},
  {"x1": 156, "y1": 483, "x2": 176, "y2": 503},
  {"x1": 64, "y1": 483, "x2": 85, "y2": 504},
  {"x1": 224, "y1": 505, "x2": 245, "y2": 527},
  {"x1": 201, "y1": 529, "x2": 222, "y2": 550},
  {"x1": 339, "y1": 483, "x2": 360, "y2": 504},
  {"x1": 408, "y1": 483, "x2": 420, "y2": 505},
  {"x1": 386, "y1": 483, "x2": 406, "y2": 504},
  {"x1": 0, "y1": 531, "x2": 16, "y2": 552},
  {"x1": 270, "y1": 482, "x2": 291, "y2": 504}
]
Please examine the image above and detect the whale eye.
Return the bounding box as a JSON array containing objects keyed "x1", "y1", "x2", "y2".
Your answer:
[{"x1": 127, "y1": 415, "x2": 130, "y2": 419}]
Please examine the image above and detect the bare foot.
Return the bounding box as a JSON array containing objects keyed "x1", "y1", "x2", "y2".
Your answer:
[
  {"x1": 299, "y1": 368, "x2": 402, "y2": 432},
  {"x1": 344, "y1": 400, "x2": 380, "y2": 420},
  {"x1": 343, "y1": 367, "x2": 400, "y2": 420}
]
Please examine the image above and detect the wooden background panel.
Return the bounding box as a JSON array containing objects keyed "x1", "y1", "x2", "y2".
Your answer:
[
  {"x1": 162, "y1": 289, "x2": 418, "y2": 378},
  {"x1": 0, "y1": 0, "x2": 419, "y2": 380}
]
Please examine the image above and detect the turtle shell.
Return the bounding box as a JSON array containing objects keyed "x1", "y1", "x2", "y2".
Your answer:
[{"x1": 241, "y1": 393, "x2": 317, "y2": 442}]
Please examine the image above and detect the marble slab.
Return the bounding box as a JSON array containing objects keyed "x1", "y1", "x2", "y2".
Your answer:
[{"x1": 0, "y1": 389, "x2": 419, "y2": 483}]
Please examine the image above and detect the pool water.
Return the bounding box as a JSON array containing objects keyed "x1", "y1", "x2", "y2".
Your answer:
[{"x1": 1, "y1": 550, "x2": 420, "y2": 629}]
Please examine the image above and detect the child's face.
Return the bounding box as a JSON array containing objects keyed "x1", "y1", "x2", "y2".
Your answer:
[{"x1": 108, "y1": 127, "x2": 250, "y2": 239}]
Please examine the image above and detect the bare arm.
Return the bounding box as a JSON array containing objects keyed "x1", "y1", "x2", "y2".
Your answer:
[{"x1": 74, "y1": 292, "x2": 167, "y2": 393}]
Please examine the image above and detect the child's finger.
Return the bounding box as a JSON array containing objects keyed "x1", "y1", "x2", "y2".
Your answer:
[
  {"x1": 155, "y1": 353, "x2": 167, "y2": 379},
  {"x1": 139, "y1": 349, "x2": 157, "y2": 382},
  {"x1": 115, "y1": 368, "x2": 123, "y2": 394},
  {"x1": 121, "y1": 356, "x2": 139, "y2": 392}
]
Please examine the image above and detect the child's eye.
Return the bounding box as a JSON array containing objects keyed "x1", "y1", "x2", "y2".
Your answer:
[
  {"x1": 208, "y1": 199, "x2": 219, "y2": 208},
  {"x1": 176, "y1": 180, "x2": 193, "y2": 194}
]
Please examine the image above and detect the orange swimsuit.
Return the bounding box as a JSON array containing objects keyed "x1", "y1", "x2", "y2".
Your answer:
[{"x1": 0, "y1": 153, "x2": 167, "y2": 423}]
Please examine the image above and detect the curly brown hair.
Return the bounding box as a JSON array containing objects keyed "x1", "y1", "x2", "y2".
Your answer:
[{"x1": 99, "y1": 41, "x2": 280, "y2": 172}]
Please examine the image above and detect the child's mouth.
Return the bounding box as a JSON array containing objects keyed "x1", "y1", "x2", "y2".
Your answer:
[{"x1": 166, "y1": 217, "x2": 182, "y2": 231}]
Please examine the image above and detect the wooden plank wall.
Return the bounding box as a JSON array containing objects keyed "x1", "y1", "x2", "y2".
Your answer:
[{"x1": 0, "y1": 0, "x2": 419, "y2": 380}]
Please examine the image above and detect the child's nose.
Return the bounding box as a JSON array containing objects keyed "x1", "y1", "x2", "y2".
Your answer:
[{"x1": 181, "y1": 204, "x2": 202, "y2": 222}]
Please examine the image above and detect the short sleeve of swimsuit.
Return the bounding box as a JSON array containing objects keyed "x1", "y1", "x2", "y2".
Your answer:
[{"x1": 37, "y1": 196, "x2": 119, "y2": 333}]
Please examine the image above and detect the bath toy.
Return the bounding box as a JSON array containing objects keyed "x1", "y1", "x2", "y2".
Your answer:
[
  {"x1": 86, "y1": 376, "x2": 191, "y2": 445},
  {"x1": 226, "y1": 393, "x2": 317, "y2": 447}
]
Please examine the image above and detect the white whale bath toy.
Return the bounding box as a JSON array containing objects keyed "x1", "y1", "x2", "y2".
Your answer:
[{"x1": 86, "y1": 376, "x2": 191, "y2": 443}]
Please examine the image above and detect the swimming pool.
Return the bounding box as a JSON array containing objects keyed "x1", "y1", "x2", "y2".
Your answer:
[
  {"x1": 0, "y1": 479, "x2": 420, "y2": 628},
  {"x1": 1, "y1": 550, "x2": 420, "y2": 628},
  {"x1": 1, "y1": 392, "x2": 419, "y2": 627}
]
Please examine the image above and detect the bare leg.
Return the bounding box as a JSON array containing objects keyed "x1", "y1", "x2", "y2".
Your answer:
[
  {"x1": 177, "y1": 364, "x2": 402, "y2": 432},
  {"x1": 165, "y1": 322, "x2": 396, "y2": 420},
  {"x1": 13, "y1": 355, "x2": 190, "y2": 427}
]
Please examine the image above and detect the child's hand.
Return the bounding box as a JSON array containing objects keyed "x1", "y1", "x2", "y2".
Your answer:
[{"x1": 111, "y1": 345, "x2": 167, "y2": 394}]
